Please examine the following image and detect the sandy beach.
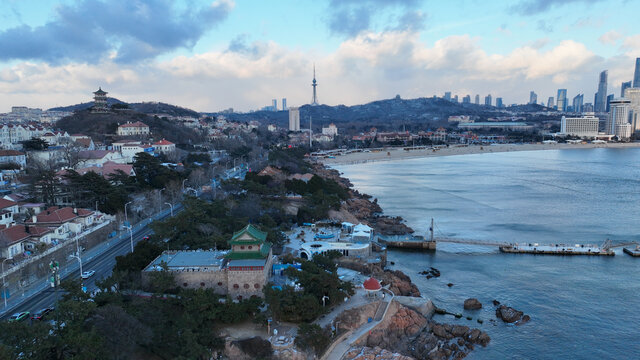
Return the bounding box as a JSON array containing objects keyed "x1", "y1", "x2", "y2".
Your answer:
[{"x1": 319, "y1": 142, "x2": 640, "y2": 165}]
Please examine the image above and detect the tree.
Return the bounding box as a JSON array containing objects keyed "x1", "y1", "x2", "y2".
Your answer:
[
  {"x1": 92, "y1": 305, "x2": 152, "y2": 360},
  {"x1": 22, "y1": 137, "x2": 49, "y2": 151},
  {"x1": 295, "y1": 323, "x2": 332, "y2": 355}
]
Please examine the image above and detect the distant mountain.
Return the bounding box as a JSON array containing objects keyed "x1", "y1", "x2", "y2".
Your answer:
[
  {"x1": 49, "y1": 99, "x2": 200, "y2": 118},
  {"x1": 215, "y1": 96, "x2": 556, "y2": 130}
]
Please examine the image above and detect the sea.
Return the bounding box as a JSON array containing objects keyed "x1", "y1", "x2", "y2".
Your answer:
[{"x1": 333, "y1": 147, "x2": 640, "y2": 360}]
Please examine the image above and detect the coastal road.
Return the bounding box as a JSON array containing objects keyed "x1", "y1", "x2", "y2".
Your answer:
[{"x1": 1, "y1": 222, "x2": 155, "y2": 320}]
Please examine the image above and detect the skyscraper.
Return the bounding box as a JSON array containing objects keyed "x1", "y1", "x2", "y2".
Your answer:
[
  {"x1": 633, "y1": 58, "x2": 640, "y2": 88},
  {"x1": 595, "y1": 70, "x2": 608, "y2": 112},
  {"x1": 606, "y1": 94, "x2": 614, "y2": 113},
  {"x1": 474, "y1": 95, "x2": 480, "y2": 105},
  {"x1": 272, "y1": 99, "x2": 277, "y2": 110},
  {"x1": 288, "y1": 107, "x2": 300, "y2": 131},
  {"x1": 444, "y1": 92, "x2": 452, "y2": 101},
  {"x1": 624, "y1": 88, "x2": 640, "y2": 131},
  {"x1": 547, "y1": 97, "x2": 554, "y2": 108},
  {"x1": 621, "y1": 81, "x2": 632, "y2": 97},
  {"x1": 311, "y1": 65, "x2": 319, "y2": 106},
  {"x1": 557, "y1": 89, "x2": 567, "y2": 112},
  {"x1": 529, "y1": 91, "x2": 537, "y2": 105},
  {"x1": 282, "y1": 98, "x2": 287, "y2": 111},
  {"x1": 453, "y1": 95, "x2": 458, "y2": 103},
  {"x1": 572, "y1": 94, "x2": 583, "y2": 113},
  {"x1": 462, "y1": 95, "x2": 471, "y2": 104},
  {"x1": 484, "y1": 94, "x2": 492, "y2": 106},
  {"x1": 607, "y1": 98, "x2": 631, "y2": 138},
  {"x1": 496, "y1": 97, "x2": 503, "y2": 108}
]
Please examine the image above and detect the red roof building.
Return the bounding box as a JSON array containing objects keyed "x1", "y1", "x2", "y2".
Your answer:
[{"x1": 363, "y1": 277, "x2": 382, "y2": 291}]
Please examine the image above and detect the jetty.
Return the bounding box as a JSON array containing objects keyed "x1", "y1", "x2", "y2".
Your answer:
[
  {"x1": 499, "y1": 242, "x2": 614, "y2": 256},
  {"x1": 623, "y1": 246, "x2": 640, "y2": 257}
]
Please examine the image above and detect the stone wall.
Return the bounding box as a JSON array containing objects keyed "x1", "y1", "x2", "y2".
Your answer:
[{"x1": 173, "y1": 269, "x2": 228, "y2": 295}]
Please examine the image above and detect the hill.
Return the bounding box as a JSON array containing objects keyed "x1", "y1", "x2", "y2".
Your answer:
[{"x1": 49, "y1": 99, "x2": 200, "y2": 118}]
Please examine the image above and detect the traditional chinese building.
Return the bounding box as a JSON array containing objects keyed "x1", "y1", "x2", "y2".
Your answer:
[
  {"x1": 92, "y1": 88, "x2": 109, "y2": 113},
  {"x1": 143, "y1": 224, "x2": 274, "y2": 299}
]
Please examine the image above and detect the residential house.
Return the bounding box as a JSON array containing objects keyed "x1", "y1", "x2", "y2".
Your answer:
[
  {"x1": 117, "y1": 121, "x2": 150, "y2": 137},
  {"x1": 0, "y1": 224, "x2": 53, "y2": 259},
  {"x1": 152, "y1": 139, "x2": 175, "y2": 154},
  {"x1": 121, "y1": 143, "x2": 154, "y2": 163},
  {"x1": 26, "y1": 206, "x2": 95, "y2": 240},
  {"x1": 77, "y1": 150, "x2": 126, "y2": 167},
  {"x1": 0, "y1": 150, "x2": 26, "y2": 169},
  {"x1": 75, "y1": 161, "x2": 136, "y2": 179}
]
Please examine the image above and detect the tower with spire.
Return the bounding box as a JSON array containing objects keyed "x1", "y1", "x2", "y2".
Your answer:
[
  {"x1": 311, "y1": 65, "x2": 318, "y2": 106},
  {"x1": 92, "y1": 87, "x2": 109, "y2": 113}
]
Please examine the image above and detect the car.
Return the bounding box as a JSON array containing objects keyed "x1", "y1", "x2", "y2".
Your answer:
[
  {"x1": 81, "y1": 270, "x2": 95, "y2": 279},
  {"x1": 142, "y1": 236, "x2": 150, "y2": 240},
  {"x1": 8, "y1": 312, "x2": 29, "y2": 322},
  {"x1": 31, "y1": 307, "x2": 54, "y2": 321}
]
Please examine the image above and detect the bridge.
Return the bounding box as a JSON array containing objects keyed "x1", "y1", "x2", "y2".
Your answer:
[{"x1": 435, "y1": 237, "x2": 510, "y2": 247}]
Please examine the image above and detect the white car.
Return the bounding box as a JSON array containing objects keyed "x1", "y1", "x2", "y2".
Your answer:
[{"x1": 81, "y1": 270, "x2": 95, "y2": 279}]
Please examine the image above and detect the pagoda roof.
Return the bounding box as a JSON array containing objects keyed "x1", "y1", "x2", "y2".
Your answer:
[
  {"x1": 93, "y1": 87, "x2": 107, "y2": 95},
  {"x1": 230, "y1": 224, "x2": 267, "y2": 243}
]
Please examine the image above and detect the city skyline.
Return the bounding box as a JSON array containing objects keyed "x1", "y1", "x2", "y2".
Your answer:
[{"x1": 0, "y1": 0, "x2": 639, "y2": 112}]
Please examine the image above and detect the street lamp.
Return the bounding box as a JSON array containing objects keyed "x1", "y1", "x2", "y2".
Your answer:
[
  {"x1": 182, "y1": 179, "x2": 188, "y2": 191},
  {"x1": 2, "y1": 258, "x2": 11, "y2": 308},
  {"x1": 322, "y1": 295, "x2": 329, "y2": 307},
  {"x1": 74, "y1": 232, "x2": 83, "y2": 277},
  {"x1": 125, "y1": 225, "x2": 134, "y2": 252},
  {"x1": 165, "y1": 202, "x2": 174, "y2": 217},
  {"x1": 124, "y1": 201, "x2": 132, "y2": 224}
]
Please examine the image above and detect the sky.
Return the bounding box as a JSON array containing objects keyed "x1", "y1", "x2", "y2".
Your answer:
[{"x1": 0, "y1": 0, "x2": 639, "y2": 113}]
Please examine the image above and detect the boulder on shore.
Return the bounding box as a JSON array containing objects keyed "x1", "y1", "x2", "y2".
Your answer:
[
  {"x1": 463, "y1": 298, "x2": 482, "y2": 310},
  {"x1": 496, "y1": 305, "x2": 529, "y2": 324}
]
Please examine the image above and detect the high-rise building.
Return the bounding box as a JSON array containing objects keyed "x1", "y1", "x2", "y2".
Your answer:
[
  {"x1": 556, "y1": 89, "x2": 567, "y2": 112},
  {"x1": 606, "y1": 94, "x2": 614, "y2": 113},
  {"x1": 572, "y1": 94, "x2": 584, "y2": 113},
  {"x1": 444, "y1": 92, "x2": 452, "y2": 101},
  {"x1": 288, "y1": 107, "x2": 300, "y2": 131},
  {"x1": 624, "y1": 88, "x2": 640, "y2": 132},
  {"x1": 484, "y1": 94, "x2": 492, "y2": 106},
  {"x1": 547, "y1": 97, "x2": 554, "y2": 108},
  {"x1": 282, "y1": 98, "x2": 287, "y2": 111},
  {"x1": 496, "y1": 97, "x2": 503, "y2": 108},
  {"x1": 529, "y1": 91, "x2": 537, "y2": 105},
  {"x1": 462, "y1": 95, "x2": 471, "y2": 104},
  {"x1": 561, "y1": 113, "x2": 599, "y2": 137},
  {"x1": 621, "y1": 81, "x2": 632, "y2": 98},
  {"x1": 474, "y1": 95, "x2": 480, "y2": 105},
  {"x1": 453, "y1": 95, "x2": 458, "y2": 103},
  {"x1": 311, "y1": 65, "x2": 319, "y2": 106},
  {"x1": 633, "y1": 58, "x2": 640, "y2": 88},
  {"x1": 606, "y1": 98, "x2": 631, "y2": 138},
  {"x1": 595, "y1": 70, "x2": 608, "y2": 112},
  {"x1": 583, "y1": 103, "x2": 594, "y2": 113},
  {"x1": 272, "y1": 99, "x2": 277, "y2": 110}
]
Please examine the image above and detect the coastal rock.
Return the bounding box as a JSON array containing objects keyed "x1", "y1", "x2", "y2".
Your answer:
[
  {"x1": 373, "y1": 216, "x2": 415, "y2": 235},
  {"x1": 517, "y1": 315, "x2": 531, "y2": 326},
  {"x1": 334, "y1": 302, "x2": 380, "y2": 332},
  {"x1": 496, "y1": 305, "x2": 526, "y2": 323},
  {"x1": 365, "y1": 305, "x2": 428, "y2": 350},
  {"x1": 463, "y1": 298, "x2": 482, "y2": 310},
  {"x1": 381, "y1": 270, "x2": 421, "y2": 297},
  {"x1": 343, "y1": 346, "x2": 415, "y2": 360},
  {"x1": 492, "y1": 300, "x2": 500, "y2": 306}
]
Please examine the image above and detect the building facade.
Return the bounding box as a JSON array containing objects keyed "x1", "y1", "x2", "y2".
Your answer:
[
  {"x1": 117, "y1": 121, "x2": 150, "y2": 136},
  {"x1": 560, "y1": 113, "x2": 599, "y2": 138},
  {"x1": 595, "y1": 70, "x2": 608, "y2": 113},
  {"x1": 606, "y1": 98, "x2": 631, "y2": 138},
  {"x1": 288, "y1": 107, "x2": 300, "y2": 132},
  {"x1": 624, "y1": 87, "x2": 640, "y2": 132},
  {"x1": 556, "y1": 89, "x2": 567, "y2": 112},
  {"x1": 92, "y1": 88, "x2": 109, "y2": 113}
]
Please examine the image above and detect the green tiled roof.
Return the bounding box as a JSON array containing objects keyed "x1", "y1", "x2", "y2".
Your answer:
[
  {"x1": 229, "y1": 240, "x2": 263, "y2": 246},
  {"x1": 230, "y1": 224, "x2": 267, "y2": 243},
  {"x1": 226, "y1": 244, "x2": 271, "y2": 260}
]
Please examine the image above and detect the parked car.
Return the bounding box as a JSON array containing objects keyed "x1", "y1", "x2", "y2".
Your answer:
[
  {"x1": 8, "y1": 312, "x2": 29, "y2": 322},
  {"x1": 142, "y1": 236, "x2": 150, "y2": 240},
  {"x1": 31, "y1": 307, "x2": 54, "y2": 321},
  {"x1": 81, "y1": 270, "x2": 96, "y2": 279}
]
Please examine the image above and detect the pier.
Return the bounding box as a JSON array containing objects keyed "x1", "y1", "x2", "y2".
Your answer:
[{"x1": 623, "y1": 246, "x2": 640, "y2": 257}]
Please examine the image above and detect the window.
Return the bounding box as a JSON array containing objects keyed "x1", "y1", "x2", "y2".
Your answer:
[
  {"x1": 200, "y1": 282, "x2": 205, "y2": 287},
  {"x1": 254, "y1": 284, "x2": 260, "y2": 289},
  {"x1": 240, "y1": 246, "x2": 245, "y2": 250},
  {"x1": 233, "y1": 284, "x2": 239, "y2": 289},
  {"x1": 217, "y1": 282, "x2": 223, "y2": 286},
  {"x1": 183, "y1": 282, "x2": 188, "y2": 287},
  {"x1": 244, "y1": 284, "x2": 249, "y2": 289},
  {"x1": 248, "y1": 245, "x2": 253, "y2": 250}
]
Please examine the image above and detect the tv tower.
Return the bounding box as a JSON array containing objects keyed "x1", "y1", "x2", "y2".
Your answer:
[{"x1": 311, "y1": 64, "x2": 319, "y2": 106}]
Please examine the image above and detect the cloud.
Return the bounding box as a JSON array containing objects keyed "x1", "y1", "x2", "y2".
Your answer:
[
  {"x1": 326, "y1": 0, "x2": 422, "y2": 37},
  {"x1": 510, "y1": 0, "x2": 603, "y2": 15},
  {"x1": 598, "y1": 30, "x2": 622, "y2": 45},
  {"x1": 0, "y1": 0, "x2": 234, "y2": 64}
]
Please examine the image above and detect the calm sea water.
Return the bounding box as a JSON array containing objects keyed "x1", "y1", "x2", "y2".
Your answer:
[{"x1": 334, "y1": 148, "x2": 640, "y2": 360}]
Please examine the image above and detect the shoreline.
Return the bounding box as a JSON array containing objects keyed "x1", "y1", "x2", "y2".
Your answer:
[{"x1": 320, "y1": 142, "x2": 640, "y2": 166}]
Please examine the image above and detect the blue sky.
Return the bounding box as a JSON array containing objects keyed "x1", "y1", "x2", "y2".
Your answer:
[{"x1": 0, "y1": 0, "x2": 638, "y2": 112}]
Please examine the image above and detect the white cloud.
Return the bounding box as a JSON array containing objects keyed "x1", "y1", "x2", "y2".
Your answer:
[{"x1": 598, "y1": 30, "x2": 622, "y2": 45}]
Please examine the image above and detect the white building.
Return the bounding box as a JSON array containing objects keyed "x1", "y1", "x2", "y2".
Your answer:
[
  {"x1": 117, "y1": 121, "x2": 150, "y2": 137},
  {"x1": 560, "y1": 113, "x2": 600, "y2": 138},
  {"x1": 606, "y1": 99, "x2": 631, "y2": 139},
  {"x1": 321, "y1": 123, "x2": 338, "y2": 137},
  {"x1": 152, "y1": 139, "x2": 175, "y2": 154},
  {"x1": 288, "y1": 107, "x2": 300, "y2": 132},
  {"x1": 624, "y1": 88, "x2": 640, "y2": 132}
]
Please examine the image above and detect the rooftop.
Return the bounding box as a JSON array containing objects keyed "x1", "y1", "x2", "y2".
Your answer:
[{"x1": 144, "y1": 250, "x2": 228, "y2": 271}]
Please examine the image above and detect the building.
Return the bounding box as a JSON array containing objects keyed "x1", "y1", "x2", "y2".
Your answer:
[
  {"x1": 282, "y1": 98, "x2": 287, "y2": 111},
  {"x1": 77, "y1": 150, "x2": 125, "y2": 167},
  {"x1": 288, "y1": 107, "x2": 300, "y2": 132},
  {"x1": 495, "y1": 98, "x2": 503, "y2": 108},
  {"x1": 624, "y1": 87, "x2": 640, "y2": 131},
  {"x1": 547, "y1": 97, "x2": 554, "y2": 109},
  {"x1": 606, "y1": 94, "x2": 614, "y2": 113},
  {"x1": 529, "y1": 91, "x2": 538, "y2": 105},
  {"x1": 595, "y1": 70, "x2": 608, "y2": 112},
  {"x1": 0, "y1": 150, "x2": 26, "y2": 169},
  {"x1": 272, "y1": 99, "x2": 277, "y2": 111},
  {"x1": 92, "y1": 88, "x2": 109, "y2": 113},
  {"x1": 457, "y1": 122, "x2": 533, "y2": 131},
  {"x1": 572, "y1": 94, "x2": 584, "y2": 113},
  {"x1": 557, "y1": 89, "x2": 567, "y2": 112},
  {"x1": 560, "y1": 113, "x2": 599, "y2": 137},
  {"x1": 117, "y1": 121, "x2": 150, "y2": 137},
  {"x1": 606, "y1": 98, "x2": 631, "y2": 138},
  {"x1": 143, "y1": 224, "x2": 274, "y2": 299},
  {"x1": 621, "y1": 81, "x2": 632, "y2": 97},
  {"x1": 121, "y1": 143, "x2": 154, "y2": 163},
  {"x1": 474, "y1": 95, "x2": 480, "y2": 105},
  {"x1": 0, "y1": 224, "x2": 53, "y2": 259},
  {"x1": 152, "y1": 139, "x2": 175, "y2": 154},
  {"x1": 484, "y1": 94, "x2": 492, "y2": 106},
  {"x1": 462, "y1": 95, "x2": 471, "y2": 104},
  {"x1": 74, "y1": 161, "x2": 136, "y2": 179},
  {"x1": 448, "y1": 115, "x2": 472, "y2": 123},
  {"x1": 453, "y1": 95, "x2": 458, "y2": 103},
  {"x1": 443, "y1": 92, "x2": 451, "y2": 101},
  {"x1": 321, "y1": 123, "x2": 338, "y2": 137},
  {"x1": 633, "y1": 57, "x2": 640, "y2": 88}
]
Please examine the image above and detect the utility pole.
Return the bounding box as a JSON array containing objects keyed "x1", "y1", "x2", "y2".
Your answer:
[
  {"x1": 309, "y1": 115, "x2": 312, "y2": 149},
  {"x1": 430, "y1": 218, "x2": 434, "y2": 242}
]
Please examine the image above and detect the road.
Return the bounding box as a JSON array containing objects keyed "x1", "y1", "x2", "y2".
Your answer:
[{"x1": 1, "y1": 216, "x2": 162, "y2": 320}]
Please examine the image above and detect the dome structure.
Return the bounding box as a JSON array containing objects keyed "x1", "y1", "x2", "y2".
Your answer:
[{"x1": 363, "y1": 277, "x2": 382, "y2": 291}]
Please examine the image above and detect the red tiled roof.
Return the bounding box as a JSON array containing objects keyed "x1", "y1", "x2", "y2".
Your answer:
[
  {"x1": 78, "y1": 150, "x2": 115, "y2": 159},
  {"x1": 119, "y1": 121, "x2": 148, "y2": 128},
  {"x1": 363, "y1": 277, "x2": 382, "y2": 291},
  {"x1": 75, "y1": 138, "x2": 93, "y2": 148},
  {"x1": 0, "y1": 225, "x2": 52, "y2": 247},
  {"x1": 26, "y1": 206, "x2": 94, "y2": 225},
  {"x1": 77, "y1": 162, "x2": 134, "y2": 178},
  {"x1": 153, "y1": 139, "x2": 174, "y2": 146},
  {"x1": 0, "y1": 150, "x2": 25, "y2": 156},
  {"x1": 0, "y1": 198, "x2": 17, "y2": 210}
]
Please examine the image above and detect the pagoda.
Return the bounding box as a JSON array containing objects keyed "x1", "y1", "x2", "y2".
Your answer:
[
  {"x1": 226, "y1": 224, "x2": 272, "y2": 268},
  {"x1": 92, "y1": 87, "x2": 109, "y2": 113}
]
